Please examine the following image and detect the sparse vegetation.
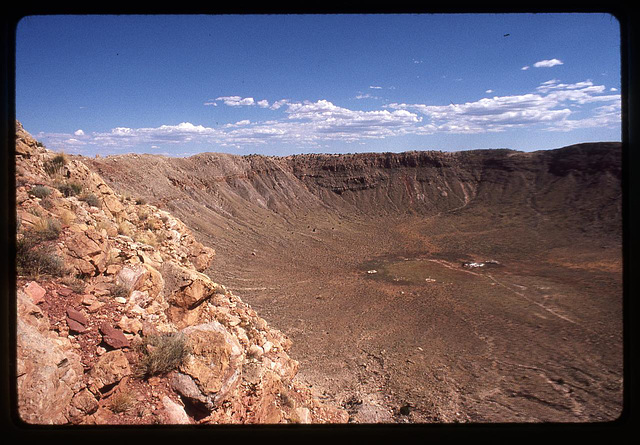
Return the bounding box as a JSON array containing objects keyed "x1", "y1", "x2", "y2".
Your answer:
[
  {"x1": 61, "y1": 275, "x2": 86, "y2": 294},
  {"x1": 135, "y1": 333, "x2": 190, "y2": 378},
  {"x1": 108, "y1": 389, "x2": 135, "y2": 413},
  {"x1": 110, "y1": 282, "x2": 130, "y2": 300},
  {"x1": 79, "y1": 193, "x2": 101, "y2": 208},
  {"x1": 134, "y1": 230, "x2": 158, "y2": 247},
  {"x1": 43, "y1": 153, "x2": 67, "y2": 177},
  {"x1": 40, "y1": 197, "x2": 54, "y2": 210},
  {"x1": 135, "y1": 197, "x2": 147, "y2": 205},
  {"x1": 29, "y1": 185, "x2": 52, "y2": 199},
  {"x1": 144, "y1": 219, "x2": 158, "y2": 231},
  {"x1": 57, "y1": 209, "x2": 76, "y2": 226},
  {"x1": 138, "y1": 208, "x2": 150, "y2": 221},
  {"x1": 32, "y1": 217, "x2": 62, "y2": 241},
  {"x1": 55, "y1": 181, "x2": 83, "y2": 197},
  {"x1": 16, "y1": 237, "x2": 66, "y2": 278}
]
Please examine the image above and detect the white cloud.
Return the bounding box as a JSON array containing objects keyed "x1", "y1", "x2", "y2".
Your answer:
[
  {"x1": 257, "y1": 100, "x2": 270, "y2": 108},
  {"x1": 38, "y1": 78, "x2": 621, "y2": 153},
  {"x1": 270, "y1": 99, "x2": 290, "y2": 110},
  {"x1": 533, "y1": 58, "x2": 564, "y2": 68},
  {"x1": 387, "y1": 79, "x2": 620, "y2": 134},
  {"x1": 74, "y1": 129, "x2": 85, "y2": 136},
  {"x1": 369, "y1": 86, "x2": 382, "y2": 89},
  {"x1": 521, "y1": 66, "x2": 530, "y2": 70},
  {"x1": 610, "y1": 87, "x2": 618, "y2": 92},
  {"x1": 215, "y1": 96, "x2": 256, "y2": 107}
]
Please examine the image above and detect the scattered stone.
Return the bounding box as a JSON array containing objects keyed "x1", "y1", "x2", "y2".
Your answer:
[
  {"x1": 23, "y1": 282, "x2": 46, "y2": 304},
  {"x1": 66, "y1": 307, "x2": 89, "y2": 334},
  {"x1": 99, "y1": 323, "x2": 130, "y2": 349},
  {"x1": 249, "y1": 344, "x2": 264, "y2": 358},
  {"x1": 367, "y1": 270, "x2": 377, "y2": 274},
  {"x1": 295, "y1": 407, "x2": 312, "y2": 423},
  {"x1": 57, "y1": 287, "x2": 74, "y2": 297}
]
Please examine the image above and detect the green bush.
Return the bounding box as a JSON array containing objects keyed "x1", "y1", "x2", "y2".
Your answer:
[
  {"x1": 29, "y1": 185, "x2": 52, "y2": 199},
  {"x1": 135, "y1": 333, "x2": 190, "y2": 378}
]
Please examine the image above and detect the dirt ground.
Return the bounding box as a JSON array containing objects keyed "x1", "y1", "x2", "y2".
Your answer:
[{"x1": 205, "y1": 210, "x2": 623, "y2": 423}]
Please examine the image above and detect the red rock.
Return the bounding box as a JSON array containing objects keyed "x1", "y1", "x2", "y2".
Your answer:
[
  {"x1": 99, "y1": 323, "x2": 130, "y2": 349},
  {"x1": 66, "y1": 317, "x2": 87, "y2": 334},
  {"x1": 23, "y1": 281, "x2": 46, "y2": 304},
  {"x1": 57, "y1": 287, "x2": 74, "y2": 297},
  {"x1": 66, "y1": 307, "x2": 89, "y2": 326}
]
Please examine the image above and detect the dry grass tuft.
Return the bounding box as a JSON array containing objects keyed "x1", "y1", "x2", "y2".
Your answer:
[{"x1": 135, "y1": 333, "x2": 190, "y2": 378}]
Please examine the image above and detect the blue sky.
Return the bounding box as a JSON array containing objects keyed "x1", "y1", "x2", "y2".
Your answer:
[{"x1": 16, "y1": 13, "x2": 622, "y2": 157}]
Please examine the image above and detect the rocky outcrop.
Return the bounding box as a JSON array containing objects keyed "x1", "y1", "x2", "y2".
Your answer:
[{"x1": 14, "y1": 121, "x2": 348, "y2": 425}]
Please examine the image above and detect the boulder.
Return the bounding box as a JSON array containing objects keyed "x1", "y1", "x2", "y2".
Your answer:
[
  {"x1": 23, "y1": 281, "x2": 46, "y2": 305},
  {"x1": 89, "y1": 349, "x2": 131, "y2": 392},
  {"x1": 116, "y1": 264, "x2": 149, "y2": 293},
  {"x1": 161, "y1": 396, "x2": 191, "y2": 424},
  {"x1": 99, "y1": 323, "x2": 130, "y2": 349},
  {"x1": 171, "y1": 321, "x2": 244, "y2": 411}
]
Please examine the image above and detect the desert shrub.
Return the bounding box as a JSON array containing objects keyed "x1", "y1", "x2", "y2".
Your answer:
[
  {"x1": 134, "y1": 230, "x2": 157, "y2": 247},
  {"x1": 29, "y1": 185, "x2": 51, "y2": 199},
  {"x1": 135, "y1": 197, "x2": 147, "y2": 205},
  {"x1": 108, "y1": 389, "x2": 134, "y2": 413},
  {"x1": 40, "y1": 197, "x2": 54, "y2": 210},
  {"x1": 110, "y1": 282, "x2": 130, "y2": 299},
  {"x1": 43, "y1": 153, "x2": 67, "y2": 177},
  {"x1": 61, "y1": 275, "x2": 86, "y2": 294},
  {"x1": 16, "y1": 238, "x2": 66, "y2": 277},
  {"x1": 135, "y1": 333, "x2": 190, "y2": 378},
  {"x1": 79, "y1": 193, "x2": 101, "y2": 208},
  {"x1": 144, "y1": 219, "x2": 157, "y2": 231},
  {"x1": 117, "y1": 221, "x2": 133, "y2": 237},
  {"x1": 56, "y1": 181, "x2": 83, "y2": 197},
  {"x1": 32, "y1": 217, "x2": 62, "y2": 241}
]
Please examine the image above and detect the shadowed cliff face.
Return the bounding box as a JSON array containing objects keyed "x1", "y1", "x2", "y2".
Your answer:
[{"x1": 86, "y1": 142, "x2": 623, "y2": 423}]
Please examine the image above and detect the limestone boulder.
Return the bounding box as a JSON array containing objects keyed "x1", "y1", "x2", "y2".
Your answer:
[
  {"x1": 171, "y1": 321, "x2": 244, "y2": 411},
  {"x1": 161, "y1": 260, "x2": 221, "y2": 310}
]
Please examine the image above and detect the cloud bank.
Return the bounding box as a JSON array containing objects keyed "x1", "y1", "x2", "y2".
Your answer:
[{"x1": 41, "y1": 79, "x2": 620, "y2": 154}]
